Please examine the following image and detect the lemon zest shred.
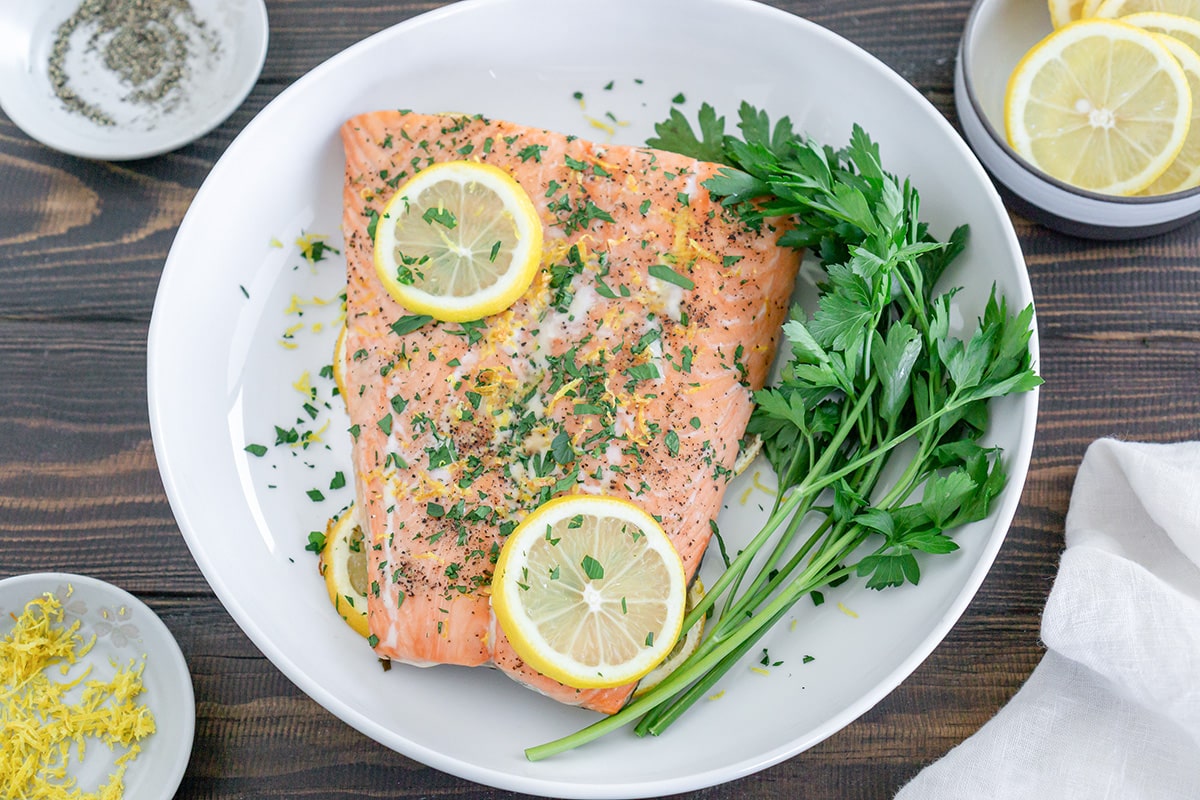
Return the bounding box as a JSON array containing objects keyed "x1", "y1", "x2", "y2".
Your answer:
[
  {"x1": 292, "y1": 371, "x2": 313, "y2": 396},
  {"x1": 751, "y1": 471, "x2": 777, "y2": 497},
  {"x1": 584, "y1": 115, "x2": 616, "y2": 137},
  {"x1": 593, "y1": 155, "x2": 620, "y2": 174},
  {"x1": 285, "y1": 293, "x2": 336, "y2": 316},
  {"x1": 749, "y1": 666, "x2": 770, "y2": 676},
  {"x1": 708, "y1": 690, "x2": 726, "y2": 701},
  {"x1": 293, "y1": 418, "x2": 331, "y2": 447},
  {"x1": 545, "y1": 378, "x2": 583, "y2": 412},
  {"x1": 837, "y1": 602, "x2": 859, "y2": 619},
  {"x1": 686, "y1": 237, "x2": 720, "y2": 263}
]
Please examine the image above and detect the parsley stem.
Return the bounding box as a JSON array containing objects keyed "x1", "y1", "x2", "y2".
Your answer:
[
  {"x1": 640, "y1": 519, "x2": 869, "y2": 736},
  {"x1": 676, "y1": 488, "x2": 806, "y2": 637},
  {"x1": 638, "y1": 603, "x2": 792, "y2": 737}
]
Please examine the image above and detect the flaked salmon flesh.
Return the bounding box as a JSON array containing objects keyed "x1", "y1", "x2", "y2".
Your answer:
[{"x1": 340, "y1": 111, "x2": 800, "y2": 713}]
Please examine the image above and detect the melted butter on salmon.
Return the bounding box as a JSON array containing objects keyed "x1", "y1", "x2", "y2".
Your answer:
[{"x1": 340, "y1": 111, "x2": 800, "y2": 711}]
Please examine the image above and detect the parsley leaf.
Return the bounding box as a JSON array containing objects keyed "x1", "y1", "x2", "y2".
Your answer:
[{"x1": 645, "y1": 103, "x2": 728, "y2": 164}]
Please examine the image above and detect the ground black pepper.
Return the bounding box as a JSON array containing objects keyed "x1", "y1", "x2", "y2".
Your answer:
[{"x1": 47, "y1": 0, "x2": 219, "y2": 127}]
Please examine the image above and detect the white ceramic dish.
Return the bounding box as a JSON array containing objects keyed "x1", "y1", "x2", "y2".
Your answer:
[
  {"x1": 0, "y1": 0, "x2": 268, "y2": 160},
  {"x1": 956, "y1": 0, "x2": 1200, "y2": 239},
  {"x1": 0, "y1": 572, "x2": 194, "y2": 799},
  {"x1": 147, "y1": 0, "x2": 1038, "y2": 796}
]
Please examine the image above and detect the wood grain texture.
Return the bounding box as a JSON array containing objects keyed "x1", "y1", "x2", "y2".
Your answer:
[{"x1": 2, "y1": 0, "x2": 1199, "y2": 798}]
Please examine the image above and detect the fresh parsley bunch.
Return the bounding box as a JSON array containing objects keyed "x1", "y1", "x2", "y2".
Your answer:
[{"x1": 528, "y1": 103, "x2": 1041, "y2": 759}]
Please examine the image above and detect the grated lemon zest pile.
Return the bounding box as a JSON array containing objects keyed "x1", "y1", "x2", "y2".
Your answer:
[{"x1": 1, "y1": 591, "x2": 156, "y2": 800}]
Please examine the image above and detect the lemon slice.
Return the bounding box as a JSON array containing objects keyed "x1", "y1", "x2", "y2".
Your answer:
[
  {"x1": 1005, "y1": 19, "x2": 1192, "y2": 195},
  {"x1": 1093, "y1": 0, "x2": 1200, "y2": 18},
  {"x1": 1082, "y1": 0, "x2": 1105, "y2": 15},
  {"x1": 1050, "y1": 0, "x2": 1087, "y2": 27},
  {"x1": 319, "y1": 503, "x2": 370, "y2": 637},
  {"x1": 373, "y1": 160, "x2": 543, "y2": 323},
  {"x1": 1119, "y1": 10, "x2": 1200, "y2": 50},
  {"x1": 332, "y1": 321, "x2": 350, "y2": 405},
  {"x1": 1141, "y1": 34, "x2": 1200, "y2": 193},
  {"x1": 491, "y1": 494, "x2": 688, "y2": 689},
  {"x1": 633, "y1": 579, "x2": 706, "y2": 697}
]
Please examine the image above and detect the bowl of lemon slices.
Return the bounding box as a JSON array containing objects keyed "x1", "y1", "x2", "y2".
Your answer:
[{"x1": 956, "y1": 0, "x2": 1200, "y2": 238}]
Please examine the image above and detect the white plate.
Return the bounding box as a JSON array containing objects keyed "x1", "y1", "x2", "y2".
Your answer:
[
  {"x1": 0, "y1": 572, "x2": 194, "y2": 798},
  {"x1": 147, "y1": 0, "x2": 1038, "y2": 796},
  {"x1": 0, "y1": 0, "x2": 268, "y2": 160}
]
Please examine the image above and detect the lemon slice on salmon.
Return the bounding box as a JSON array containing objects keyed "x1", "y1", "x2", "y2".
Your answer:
[
  {"x1": 373, "y1": 160, "x2": 543, "y2": 323},
  {"x1": 319, "y1": 503, "x2": 370, "y2": 637},
  {"x1": 1005, "y1": 19, "x2": 1192, "y2": 195},
  {"x1": 491, "y1": 495, "x2": 688, "y2": 689}
]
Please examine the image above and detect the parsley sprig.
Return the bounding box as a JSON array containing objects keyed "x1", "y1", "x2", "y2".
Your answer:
[{"x1": 526, "y1": 102, "x2": 1040, "y2": 760}]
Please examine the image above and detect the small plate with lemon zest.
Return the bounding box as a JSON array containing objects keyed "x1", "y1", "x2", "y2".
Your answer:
[{"x1": 0, "y1": 572, "x2": 194, "y2": 800}]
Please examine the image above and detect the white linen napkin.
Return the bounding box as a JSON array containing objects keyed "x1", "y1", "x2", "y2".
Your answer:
[{"x1": 896, "y1": 438, "x2": 1200, "y2": 799}]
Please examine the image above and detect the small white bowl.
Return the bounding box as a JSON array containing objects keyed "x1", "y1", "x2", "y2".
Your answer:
[
  {"x1": 956, "y1": 0, "x2": 1200, "y2": 239},
  {"x1": 0, "y1": 0, "x2": 268, "y2": 160}
]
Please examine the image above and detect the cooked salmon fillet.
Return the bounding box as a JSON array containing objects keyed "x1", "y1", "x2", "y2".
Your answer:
[{"x1": 340, "y1": 110, "x2": 800, "y2": 713}]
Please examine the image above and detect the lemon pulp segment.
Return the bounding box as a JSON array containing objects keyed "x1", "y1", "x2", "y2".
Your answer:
[{"x1": 633, "y1": 579, "x2": 706, "y2": 696}]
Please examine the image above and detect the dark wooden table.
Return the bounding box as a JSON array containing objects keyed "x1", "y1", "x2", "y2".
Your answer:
[{"x1": 3, "y1": 1, "x2": 1198, "y2": 798}]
